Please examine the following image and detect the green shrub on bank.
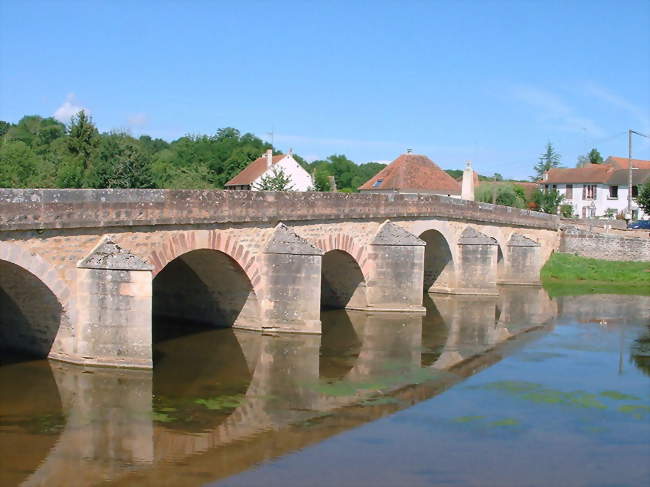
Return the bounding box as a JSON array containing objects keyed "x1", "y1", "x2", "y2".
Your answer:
[{"x1": 541, "y1": 253, "x2": 650, "y2": 288}]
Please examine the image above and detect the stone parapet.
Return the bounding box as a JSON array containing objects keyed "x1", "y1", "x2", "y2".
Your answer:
[{"x1": 0, "y1": 189, "x2": 559, "y2": 232}]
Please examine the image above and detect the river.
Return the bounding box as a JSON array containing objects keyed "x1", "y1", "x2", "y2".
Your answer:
[{"x1": 1, "y1": 287, "x2": 649, "y2": 486}]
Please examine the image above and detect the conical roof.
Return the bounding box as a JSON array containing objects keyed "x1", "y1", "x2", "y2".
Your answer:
[{"x1": 358, "y1": 153, "x2": 461, "y2": 194}]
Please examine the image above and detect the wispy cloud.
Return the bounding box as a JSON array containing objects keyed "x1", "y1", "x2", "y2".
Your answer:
[
  {"x1": 127, "y1": 112, "x2": 149, "y2": 128},
  {"x1": 53, "y1": 93, "x2": 89, "y2": 122},
  {"x1": 584, "y1": 83, "x2": 650, "y2": 133},
  {"x1": 512, "y1": 85, "x2": 606, "y2": 138}
]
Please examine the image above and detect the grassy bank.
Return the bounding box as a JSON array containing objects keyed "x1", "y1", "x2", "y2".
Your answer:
[{"x1": 541, "y1": 253, "x2": 650, "y2": 296}]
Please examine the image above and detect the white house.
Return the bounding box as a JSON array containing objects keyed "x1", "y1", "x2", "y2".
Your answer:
[
  {"x1": 541, "y1": 156, "x2": 650, "y2": 219},
  {"x1": 225, "y1": 149, "x2": 313, "y2": 191}
]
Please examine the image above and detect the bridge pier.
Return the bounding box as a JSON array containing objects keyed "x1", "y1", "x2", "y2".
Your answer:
[
  {"x1": 443, "y1": 228, "x2": 499, "y2": 296},
  {"x1": 74, "y1": 237, "x2": 153, "y2": 369},
  {"x1": 361, "y1": 221, "x2": 426, "y2": 312},
  {"x1": 498, "y1": 234, "x2": 543, "y2": 286},
  {"x1": 257, "y1": 224, "x2": 323, "y2": 334}
]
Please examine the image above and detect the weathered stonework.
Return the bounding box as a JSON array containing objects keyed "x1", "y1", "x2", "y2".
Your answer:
[
  {"x1": 363, "y1": 221, "x2": 426, "y2": 312},
  {"x1": 0, "y1": 189, "x2": 562, "y2": 369},
  {"x1": 258, "y1": 223, "x2": 323, "y2": 334},
  {"x1": 452, "y1": 228, "x2": 499, "y2": 296},
  {"x1": 560, "y1": 225, "x2": 650, "y2": 262},
  {"x1": 499, "y1": 234, "x2": 542, "y2": 286}
]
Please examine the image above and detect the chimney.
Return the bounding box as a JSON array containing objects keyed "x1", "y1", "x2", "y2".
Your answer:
[
  {"x1": 266, "y1": 149, "x2": 273, "y2": 170},
  {"x1": 406, "y1": 148, "x2": 413, "y2": 154},
  {"x1": 461, "y1": 160, "x2": 475, "y2": 201}
]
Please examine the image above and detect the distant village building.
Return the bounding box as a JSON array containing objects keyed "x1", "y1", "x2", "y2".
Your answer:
[
  {"x1": 358, "y1": 152, "x2": 461, "y2": 197},
  {"x1": 225, "y1": 149, "x2": 313, "y2": 191},
  {"x1": 540, "y1": 156, "x2": 650, "y2": 219}
]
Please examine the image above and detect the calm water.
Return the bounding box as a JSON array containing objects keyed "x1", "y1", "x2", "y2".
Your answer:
[{"x1": 1, "y1": 288, "x2": 649, "y2": 486}]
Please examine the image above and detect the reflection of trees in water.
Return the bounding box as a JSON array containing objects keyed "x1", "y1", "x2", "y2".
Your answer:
[{"x1": 631, "y1": 326, "x2": 650, "y2": 377}]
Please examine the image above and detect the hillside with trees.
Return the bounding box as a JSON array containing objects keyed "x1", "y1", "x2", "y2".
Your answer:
[{"x1": 0, "y1": 114, "x2": 389, "y2": 192}]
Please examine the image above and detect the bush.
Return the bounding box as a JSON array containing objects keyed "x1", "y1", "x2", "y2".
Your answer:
[{"x1": 560, "y1": 204, "x2": 574, "y2": 218}]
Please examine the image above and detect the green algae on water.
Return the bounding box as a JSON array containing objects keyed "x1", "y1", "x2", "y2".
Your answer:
[
  {"x1": 617, "y1": 404, "x2": 650, "y2": 420},
  {"x1": 488, "y1": 418, "x2": 520, "y2": 427},
  {"x1": 194, "y1": 394, "x2": 245, "y2": 410},
  {"x1": 600, "y1": 391, "x2": 640, "y2": 401},
  {"x1": 453, "y1": 415, "x2": 484, "y2": 423}
]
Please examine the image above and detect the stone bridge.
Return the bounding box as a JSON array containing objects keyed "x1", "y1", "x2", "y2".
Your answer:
[{"x1": 0, "y1": 189, "x2": 559, "y2": 369}]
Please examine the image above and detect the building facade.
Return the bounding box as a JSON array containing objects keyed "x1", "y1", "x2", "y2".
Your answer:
[
  {"x1": 225, "y1": 149, "x2": 313, "y2": 191},
  {"x1": 541, "y1": 157, "x2": 650, "y2": 219}
]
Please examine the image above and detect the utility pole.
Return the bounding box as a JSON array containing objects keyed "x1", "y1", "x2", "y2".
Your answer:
[{"x1": 627, "y1": 129, "x2": 649, "y2": 218}]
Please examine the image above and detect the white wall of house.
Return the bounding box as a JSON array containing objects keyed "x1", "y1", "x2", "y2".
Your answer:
[
  {"x1": 251, "y1": 154, "x2": 313, "y2": 191},
  {"x1": 545, "y1": 183, "x2": 647, "y2": 219}
]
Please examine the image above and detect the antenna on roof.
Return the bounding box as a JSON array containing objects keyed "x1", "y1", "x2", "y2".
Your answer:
[
  {"x1": 406, "y1": 148, "x2": 413, "y2": 154},
  {"x1": 266, "y1": 126, "x2": 275, "y2": 150}
]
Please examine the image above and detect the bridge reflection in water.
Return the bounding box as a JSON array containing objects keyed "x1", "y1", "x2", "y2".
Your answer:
[{"x1": 1, "y1": 286, "x2": 558, "y2": 486}]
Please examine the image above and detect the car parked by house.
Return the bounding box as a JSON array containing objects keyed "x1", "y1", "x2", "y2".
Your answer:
[{"x1": 628, "y1": 220, "x2": 650, "y2": 230}]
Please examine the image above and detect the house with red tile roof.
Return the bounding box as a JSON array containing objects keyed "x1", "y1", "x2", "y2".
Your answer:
[
  {"x1": 540, "y1": 157, "x2": 650, "y2": 219},
  {"x1": 358, "y1": 152, "x2": 461, "y2": 197},
  {"x1": 225, "y1": 149, "x2": 313, "y2": 191}
]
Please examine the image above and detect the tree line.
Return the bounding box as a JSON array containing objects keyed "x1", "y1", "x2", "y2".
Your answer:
[{"x1": 0, "y1": 113, "x2": 389, "y2": 192}]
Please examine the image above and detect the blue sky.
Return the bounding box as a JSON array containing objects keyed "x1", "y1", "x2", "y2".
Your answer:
[{"x1": 1, "y1": 0, "x2": 649, "y2": 179}]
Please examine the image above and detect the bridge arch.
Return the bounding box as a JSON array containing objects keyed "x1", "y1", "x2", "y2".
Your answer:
[
  {"x1": 315, "y1": 233, "x2": 370, "y2": 282},
  {"x1": 149, "y1": 232, "x2": 261, "y2": 335},
  {"x1": 320, "y1": 249, "x2": 368, "y2": 309},
  {"x1": 0, "y1": 242, "x2": 72, "y2": 358},
  {"x1": 419, "y1": 229, "x2": 457, "y2": 292},
  {"x1": 148, "y1": 231, "x2": 262, "y2": 295}
]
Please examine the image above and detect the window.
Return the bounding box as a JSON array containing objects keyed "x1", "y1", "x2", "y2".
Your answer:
[
  {"x1": 372, "y1": 178, "x2": 383, "y2": 188},
  {"x1": 582, "y1": 184, "x2": 596, "y2": 200},
  {"x1": 609, "y1": 185, "x2": 618, "y2": 199},
  {"x1": 565, "y1": 184, "x2": 573, "y2": 199},
  {"x1": 552, "y1": 184, "x2": 557, "y2": 191},
  {"x1": 544, "y1": 184, "x2": 549, "y2": 191},
  {"x1": 632, "y1": 185, "x2": 639, "y2": 198}
]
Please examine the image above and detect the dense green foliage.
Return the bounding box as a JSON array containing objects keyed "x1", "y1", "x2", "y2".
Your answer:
[
  {"x1": 303, "y1": 155, "x2": 386, "y2": 192},
  {"x1": 541, "y1": 253, "x2": 650, "y2": 293},
  {"x1": 532, "y1": 188, "x2": 564, "y2": 214},
  {"x1": 475, "y1": 182, "x2": 527, "y2": 208},
  {"x1": 637, "y1": 181, "x2": 650, "y2": 214},
  {"x1": 576, "y1": 148, "x2": 604, "y2": 167},
  {"x1": 0, "y1": 114, "x2": 391, "y2": 191}
]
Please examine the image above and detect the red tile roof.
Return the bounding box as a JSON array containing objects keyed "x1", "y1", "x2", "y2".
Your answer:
[
  {"x1": 606, "y1": 156, "x2": 650, "y2": 170},
  {"x1": 358, "y1": 153, "x2": 461, "y2": 194},
  {"x1": 225, "y1": 153, "x2": 285, "y2": 186},
  {"x1": 543, "y1": 164, "x2": 614, "y2": 184}
]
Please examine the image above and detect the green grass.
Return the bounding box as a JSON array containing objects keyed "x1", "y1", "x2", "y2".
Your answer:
[{"x1": 541, "y1": 253, "x2": 650, "y2": 296}]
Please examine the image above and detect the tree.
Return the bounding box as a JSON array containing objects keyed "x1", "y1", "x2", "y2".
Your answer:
[
  {"x1": 0, "y1": 141, "x2": 41, "y2": 187},
  {"x1": 476, "y1": 183, "x2": 526, "y2": 208},
  {"x1": 637, "y1": 181, "x2": 650, "y2": 215},
  {"x1": 532, "y1": 188, "x2": 564, "y2": 214},
  {"x1": 312, "y1": 166, "x2": 332, "y2": 191},
  {"x1": 532, "y1": 142, "x2": 561, "y2": 180},
  {"x1": 56, "y1": 111, "x2": 100, "y2": 187},
  {"x1": 0, "y1": 121, "x2": 12, "y2": 139},
  {"x1": 577, "y1": 148, "x2": 604, "y2": 167},
  {"x1": 253, "y1": 166, "x2": 294, "y2": 191},
  {"x1": 86, "y1": 133, "x2": 154, "y2": 188}
]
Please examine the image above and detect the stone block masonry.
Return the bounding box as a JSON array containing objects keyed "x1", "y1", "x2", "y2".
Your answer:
[
  {"x1": 0, "y1": 189, "x2": 562, "y2": 368},
  {"x1": 560, "y1": 225, "x2": 650, "y2": 262}
]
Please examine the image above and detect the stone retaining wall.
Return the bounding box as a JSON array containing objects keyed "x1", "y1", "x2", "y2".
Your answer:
[{"x1": 560, "y1": 226, "x2": 650, "y2": 262}]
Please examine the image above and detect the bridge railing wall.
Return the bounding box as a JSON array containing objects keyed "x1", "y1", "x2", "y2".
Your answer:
[{"x1": 0, "y1": 189, "x2": 559, "y2": 231}]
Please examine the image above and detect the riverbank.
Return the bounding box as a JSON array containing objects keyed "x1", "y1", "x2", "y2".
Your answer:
[{"x1": 541, "y1": 253, "x2": 650, "y2": 296}]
